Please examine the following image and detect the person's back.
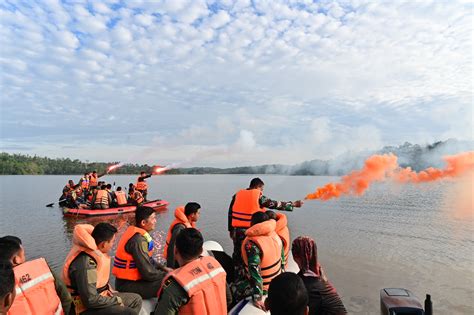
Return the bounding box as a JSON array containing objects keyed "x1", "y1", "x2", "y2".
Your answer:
[
  {"x1": 155, "y1": 228, "x2": 229, "y2": 315},
  {"x1": 94, "y1": 185, "x2": 110, "y2": 209},
  {"x1": 266, "y1": 272, "x2": 309, "y2": 315},
  {"x1": 115, "y1": 187, "x2": 127, "y2": 206},
  {"x1": 239, "y1": 212, "x2": 283, "y2": 309}
]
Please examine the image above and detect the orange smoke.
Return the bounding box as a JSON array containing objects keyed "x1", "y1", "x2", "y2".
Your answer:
[
  {"x1": 394, "y1": 152, "x2": 474, "y2": 183},
  {"x1": 305, "y1": 151, "x2": 474, "y2": 201}
]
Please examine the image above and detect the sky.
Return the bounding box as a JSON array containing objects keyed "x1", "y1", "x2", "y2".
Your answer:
[{"x1": 0, "y1": 0, "x2": 472, "y2": 167}]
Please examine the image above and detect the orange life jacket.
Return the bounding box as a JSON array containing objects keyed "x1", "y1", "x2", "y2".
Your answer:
[
  {"x1": 89, "y1": 174, "x2": 98, "y2": 187},
  {"x1": 241, "y1": 219, "x2": 282, "y2": 291},
  {"x1": 81, "y1": 177, "x2": 89, "y2": 189},
  {"x1": 112, "y1": 226, "x2": 154, "y2": 281},
  {"x1": 275, "y1": 213, "x2": 290, "y2": 266},
  {"x1": 115, "y1": 190, "x2": 127, "y2": 205},
  {"x1": 231, "y1": 189, "x2": 265, "y2": 228},
  {"x1": 135, "y1": 180, "x2": 148, "y2": 191},
  {"x1": 8, "y1": 258, "x2": 63, "y2": 315},
  {"x1": 62, "y1": 224, "x2": 111, "y2": 314},
  {"x1": 94, "y1": 190, "x2": 109, "y2": 206},
  {"x1": 163, "y1": 206, "x2": 196, "y2": 259},
  {"x1": 158, "y1": 256, "x2": 227, "y2": 315}
]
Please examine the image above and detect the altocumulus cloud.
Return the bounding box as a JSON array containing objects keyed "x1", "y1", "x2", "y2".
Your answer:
[{"x1": 0, "y1": 0, "x2": 472, "y2": 166}]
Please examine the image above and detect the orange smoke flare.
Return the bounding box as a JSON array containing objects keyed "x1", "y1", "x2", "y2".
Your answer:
[{"x1": 305, "y1": 151, "x2": 474, "y2": 201}]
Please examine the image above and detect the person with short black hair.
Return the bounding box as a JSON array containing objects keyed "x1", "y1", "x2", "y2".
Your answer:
[
  {"x1": 266, "y1": 272, "x2": 309, "y2": 315},
  {"x1": 292, "y1": 236, "x2": 347, "y2": 315},
  {"x1": 113, "y1": 207, "x2": 169, "y2": 299},
  {"x1": 238, "y1": 211, "x2": 283, "y2": 309},
  {"x1": 164, "y1": 202, "x2": 201, "y2": 268},
  {"x1": 0, "y1": 235, "x2": 72, "y2": 314},
  {"x1": 0, "y1": 262, "x2": 15, "y2": 314},
  {"x1": 63, "y1": 223, "x2": 142, "y2": 314},
  {"x1": 228, "y1": 177, "x2": 303, "y2": 292},
  {"x1": 154, "y1": 228, "x2": 230, "y2": 315}
]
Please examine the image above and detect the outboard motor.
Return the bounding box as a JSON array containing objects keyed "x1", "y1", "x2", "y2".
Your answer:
[{"x1": 380, "y1": 288, "x2": 432, "y2": 315}]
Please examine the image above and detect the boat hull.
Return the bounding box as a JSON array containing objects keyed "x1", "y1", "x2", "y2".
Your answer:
[{"x1": 63, "y1": 199, "x2": 169, "y2": 217}]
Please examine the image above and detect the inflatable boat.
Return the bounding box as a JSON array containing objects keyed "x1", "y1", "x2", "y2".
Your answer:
[{"x1": 63, "y1": 199, "x2": 169, "y2": 217}]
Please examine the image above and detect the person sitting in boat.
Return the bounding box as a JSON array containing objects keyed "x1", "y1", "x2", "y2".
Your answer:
[
  {"x1": 163, "y1": 202, "x2": 201, "y2": 268},
  {"x1": 114, "y1": 186, "x2": 128, "y2": 206},
  {"x1": 106, "y1": 183, "x2": 115, "y2": 205},
  {"x1": 266, "y1": 210, "x2": 290, "y2": 270},
  {"x1": 63, "y1": 223, "x2": 142, "y2": 315},
  {"x1": 113, "y1": 207, "x2": 170, "y2": 299},
  {"x1": 238, "y1": 212, "x2": 283, "y2": 310},
  {"x1": 228, "y1": 177, "x2": 303, "y2": 285},
  {"x1": 0, "y1": 235, "x2": 73, "y2": 315},
  {"x1": 266, "y1": 272, "x2": 309, "y2": 315},
  {"x1": 0, "y1": 261, "x2": 15, "y2": 314},
  {"x1": 91, "y1": 185, "x2": 111, "y2": 210},
  {"x1": 292, "y1": 236, "x2": 347, "y2": 315},
  {"x1": 128, "y1": 185, "x2": 144, "y2": 206},
  {"x1": 154, "y1": 228, "x2": 231, "y2": 315},
  {"x1": 136, "y1": 171, "x2": 152, "y2": 201}
]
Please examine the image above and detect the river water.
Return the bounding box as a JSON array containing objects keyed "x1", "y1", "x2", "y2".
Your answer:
[{"x1": 0, "y1": 174, "x2": 472, "y2": 314}]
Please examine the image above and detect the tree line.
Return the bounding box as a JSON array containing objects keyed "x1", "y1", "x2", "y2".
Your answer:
[{"x1": 0, "y1": 153, "x2": 155, "y2": 175}]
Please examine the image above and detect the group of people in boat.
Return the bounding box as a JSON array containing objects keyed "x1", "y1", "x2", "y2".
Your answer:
[
  {"x1": 59, "y1": 171, "x2": 152, "y2": 209},
  {"x1": 0, "y1": 177, "x2": 347, "y2": 315}
]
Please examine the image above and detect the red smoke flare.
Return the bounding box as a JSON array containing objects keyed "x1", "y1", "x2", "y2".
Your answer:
[{"x1": 305, "y1": 152, "x2": 474, "y2": 201}]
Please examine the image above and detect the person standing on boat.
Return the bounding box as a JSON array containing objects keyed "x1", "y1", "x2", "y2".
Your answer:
[
  {"x1": 63, "y1": 223, "x2": 142, "y2": 315},
  {"x1": 113, "y1": 207, "x2": 170, "y2": 299},
  {"x1": 136, "y1": 171, "x2": 152, "y2": 201},
  {"x1": 154, "y1": 228, "x2": 230, "y2": 315},
  {"x1": 163, "y1": 202, "x2": 201, "y2": 268},
  {"x1": 88, "y1": 170, "x2": 107, "y2": 190},
  {"x1": 228, "y1": 178, "x2": 303, "y2": 283},
  {"x1": 0, "y1": 236, "x2": 73, "y2": 315},
  {"x1": 238, "y1": 212, "x2": 283, "y2": 310}
]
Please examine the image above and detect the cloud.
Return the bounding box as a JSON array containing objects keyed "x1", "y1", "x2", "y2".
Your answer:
[{"x1": 0, "y1": 1, "x2": 471, "y2": 166}]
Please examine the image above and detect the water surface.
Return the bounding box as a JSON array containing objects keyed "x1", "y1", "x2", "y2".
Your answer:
[{"x1": 0, "y1": 175, "x2": 472, "y2": 314}]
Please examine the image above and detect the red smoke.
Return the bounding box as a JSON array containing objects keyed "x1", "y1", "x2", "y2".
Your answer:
[{"x1": 305, "y1": 152, "x2": 474, "y2": 201}]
